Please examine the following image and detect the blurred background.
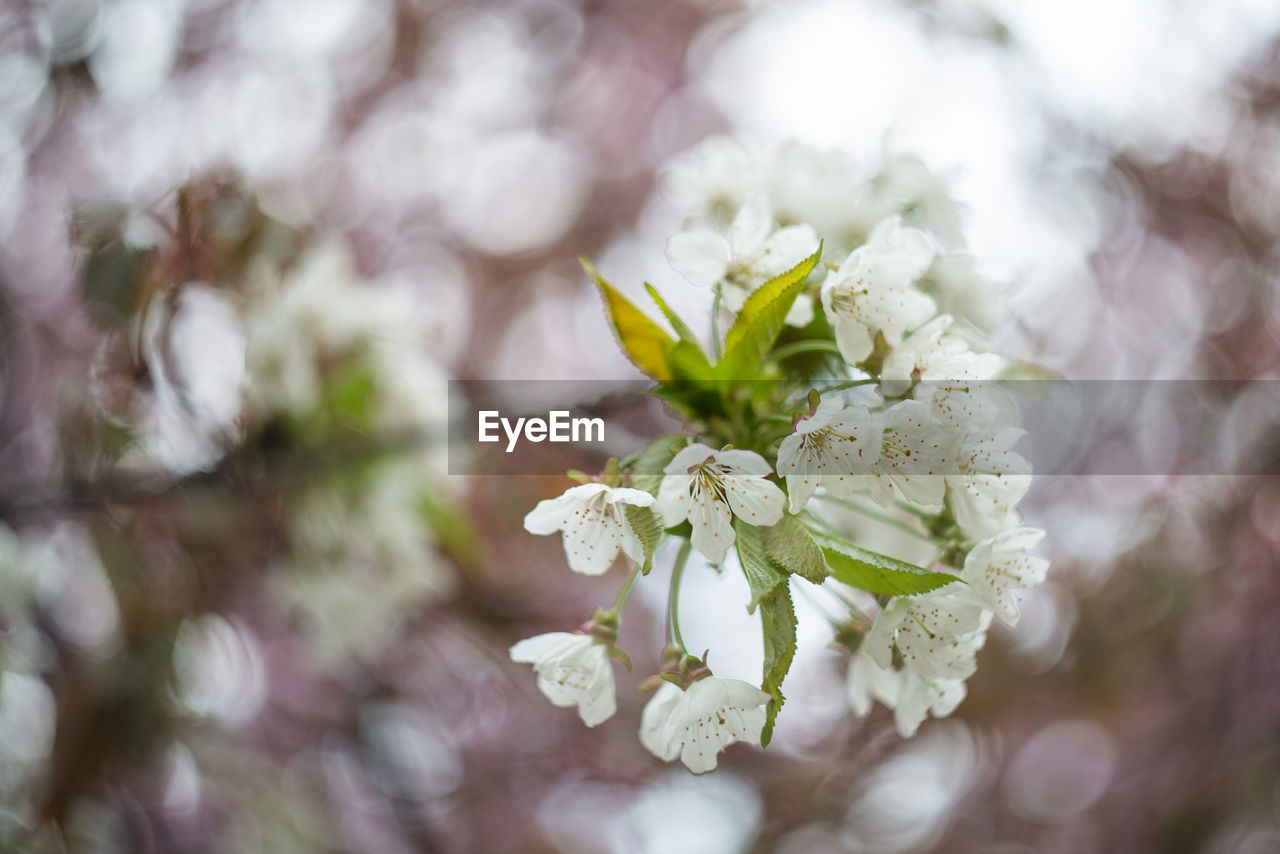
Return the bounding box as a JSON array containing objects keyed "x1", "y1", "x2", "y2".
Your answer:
[{"x1": 2, "y1": 0, "x2": 1280, "y2": 852}]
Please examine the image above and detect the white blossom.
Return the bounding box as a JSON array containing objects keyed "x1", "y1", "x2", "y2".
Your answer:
[
  {"x1": 661, "y1": 135, "x2": 765, "y2": 224},
  {"x1": 846, "y1": 646, "x2": 901, "y2": 719},
  {"x1": 638, "y1": 677, "x2": 769, "y2": 773},
  {"x1": 928, "y1": 389, "x2": 1033, "y2": 536},
  {"x1": 947, "y1": 429, "x2": 1033, "y2": 536},
  {"x1": 870, "y1": 154, "x2": 966, "y2": 247},
  {"x1": 656, "y1": 445, "x2": 785, "y2": 564},
  {"x1": 509, "y1": 632, "x2": 616, "y2": 727},
  {"x1": 892, "y1": 669, "x2": 969, "y2": 738},
  {"x1": 665, "y1": 195, "x2": 819, "y2": 327},
  {"x1": 880, "y1": 314, "x2": 1004, "y2": 397},
  {"x1": 846, "y1": 400, "x2": 952, "y2": 509},
  {"x1": 847, "y1": 648, "x2": 969, "y2": 738},
  {"x1": 523, "y1": 483, "x2": 657, "y2": 575},
  {"x1": 765, "y1": 142, "x2": 869, "y2": 250},
  {"x1": 961, "y1": 527, "x2": 1049, "y2": 627},
  {"x1": 820, "y1": 217, "x2": 937, "y2": 365},
  {"x1": 775, "y1": 396, "x2": 878, "y2": 513},
  {"x1": 863, "y1": 591, "x2": 989, "y2": 682}
]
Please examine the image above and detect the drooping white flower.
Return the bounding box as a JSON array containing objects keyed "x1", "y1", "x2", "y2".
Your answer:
[
  {"x1": 870, "y1": 154, "x2": 966, "y2": 247},
  {"x1": 961, "y1": 527, "x2": 1049, "y2": 627},
  {"x1": 844, "y1": 400, "x2": 952, "y2": 509},
  {"x1": 892, "y1": 668, "x2": 969, "y2": 738},
  {"x1": 524, "y1": 483, "x2": 657, "y2": 575},
  {"x1": 927, "y1": 389, "x2": 1033, "y2": 536},
  {"x1": 638, "y1": 681, "x2": 686, "y2": 760},
  {"x1": 766, "y1": 142, "x2": 869, "y2": 251},
  {"x1": 846, "y1": 646, "x2": 901, "y2": 719},
  {"x1": 846, "y1": 647, "x2": 969, "y2": 738},
  {"x1": 661, "y1": 135, "x2": 765, "y2": 224},
  {"x1": 509, "y1": 632, "x2": 617, "y2": 727},
  {"x1": 946, "y1": 429, "x2": 1033, "y2": 536},
  {"x1": 880, "y1": 314, "x2": 1004, "y2": 397},
  {"x1": 656, "y1": 445, "x2": 785, "y2": 564},
  {"x1": 820, "y1": 217, "x2": 937, "y2": 365},
  {"x1": 863, "y1": 591, "x2": 988, "y2": 682},
  {"x1": 776, "y1": 396, "x2": 878, "y2": 513},
  {"x1": 638, "y1": 676, "x2": 769, "y2": 773},
  {"x1": 665, "y1": 196, "x2": 819, "y2": 327}
]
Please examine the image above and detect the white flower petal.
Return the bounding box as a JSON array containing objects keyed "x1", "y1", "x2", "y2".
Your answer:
[
  {"x1": 689, "y1": 492, "x2": 735, "y2": 564},
  {"x1": 663, "y1": 677, "x2": 769, "y2": 774},
  {"x1": 666, "y1": 443, "x2": 716, "y2": 474},
  {"x1": 832, "y1": 317, "x2": 873, "y2": 365},
  {"x1": 639, "y1": 682, "x2": 684, "y2": 761},
  {"x1": 666, "y1": 230, "x2": 732, "y2": 288},
  {"x1": 561, "y1": 502, "x2": 625, "y2": 575},
  {"x1": 847, "y1": 648, "x2": 900, "y2": 717},
  {"x1": 509, "y1": 631, "x2": 578, "y2": 663},
  {"x1": 656, "y1": 474, "x2": 694, "y2": 528},
  {"x1": 728, "y1": 195, "x2": 773, "y2": 258},
  {"x1": 510, "y1": 632, "x2": 618, "y2": 727},
  {"x1": 714, "y1": 449, "x2": 773, "y2": 476},
  {"x1": 721, "y1": 476, "x2": 785, "y2": 527},
  {"x1": 522, "y1": 483, "x2": 608, "y2": 535}
]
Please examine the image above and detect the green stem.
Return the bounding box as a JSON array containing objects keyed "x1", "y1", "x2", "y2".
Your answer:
[
  {"x1": 824, "y1": 581, "x2": 856, "y2": 609},
  {"x1": 710, "y1": 289, "x2": 723, "y2": 360},
  {"x1": 803, "y1": 509, "x2": 842, "y2": 536},
  {"x1": 813, "y1": 494, "x2": 943, "y2": 545},
  {"x1": 894, "y1": 499, "x2": 933, "y2": 520},
  {"x1": 667, "y1": 538, "x2": 693, "y2": 651},
  {"x1": 783, "y1": 378, "x2": 879, "y2": 407},
  {"x1": 816, "y1": 378, "x2": 881, "y2": 394},
  {"x1": 611, "y1": 562, "x2": 644, "y2": 612},
  {"x1": 765, "y1": 339, "x2": 843, "y2": 366},
  {"x1": 793, "y1": 582, "x2": 842, "y2": 627}
]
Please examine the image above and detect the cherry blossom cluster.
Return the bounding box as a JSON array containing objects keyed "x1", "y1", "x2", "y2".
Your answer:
[{"x1": 510, "y1": 137, "x2": 1049, "y2": 771}]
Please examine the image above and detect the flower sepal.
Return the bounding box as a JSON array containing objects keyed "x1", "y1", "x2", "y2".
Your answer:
[{"x1": 644, "y1": 644, "x2": 713, "y2": 691}]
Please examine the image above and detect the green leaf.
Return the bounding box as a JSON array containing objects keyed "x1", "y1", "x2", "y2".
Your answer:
[
  {"x1": 643, "y1": 284, "x2": 715, "y2": 383},
  {"x1": 624, "y1": 504, "x2": 664, "y2": 575},
  {"x1": 666, "y1": 340, "x2": 715, "y2": 383},
  {"x1": 758, "y1": 583, "x2": 796, "y2": 748},
  {"x1": 811, "y1": 530, "x2": 960, "y2": 597},
  {"x1": 582, "y1": 257, "x2": 676, "y2": 381},
  {"x1": 764, "y1": 514, "x2": 828, "y2": 584},
  {"x1": 645, "y1": 283, "x2": 701, "y2": 349},
  {"x1": 627, "y1": 433, "x2": 687, "y2": 496},
  {"x1": 734, "y1": 518, "x2": 788, "y2": 614},
  {"x1": 715, "y1": 245, "x2": 822, "y2": 380}
]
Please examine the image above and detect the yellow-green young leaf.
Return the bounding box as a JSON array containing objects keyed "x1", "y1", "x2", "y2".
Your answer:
[
  {"x1": 582, "y1": 257, "x2": 675, "y2": 381},
  {"x1": 667, "y1": 340, "x2": 715, "y2": 383},
  {"x1": 627, "y1": 433, "x2": 687, "y2": 496},
  {"x1": 764, "y1": 514, "x2": 828, "y2": 584},
  {"x1": 758, "y1": 583, "x2": 796, "y2": 748},
  {"x1": 644, "y1": 284, "x2": 714, "y2": 382},
  {"x1": 715, "y1": 245, "x2": 822, "y2": 380},
  {"x1": 811, "y1": 530, "x2": 960, "y2": 596},
  {"x1": 645, "y1": 283, "x2": 702, "y2": 350},
  {"x1": 624, "y1": 504, "x2": 664, "y2": 575},
  {"x1": 735, "y1": 518, "x2": 788, "y2": 614}
]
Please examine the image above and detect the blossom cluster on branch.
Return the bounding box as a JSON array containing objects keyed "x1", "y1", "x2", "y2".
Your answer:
[{"x1": 510, "y1": 137, "x2": 1049, "y2": 772}]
